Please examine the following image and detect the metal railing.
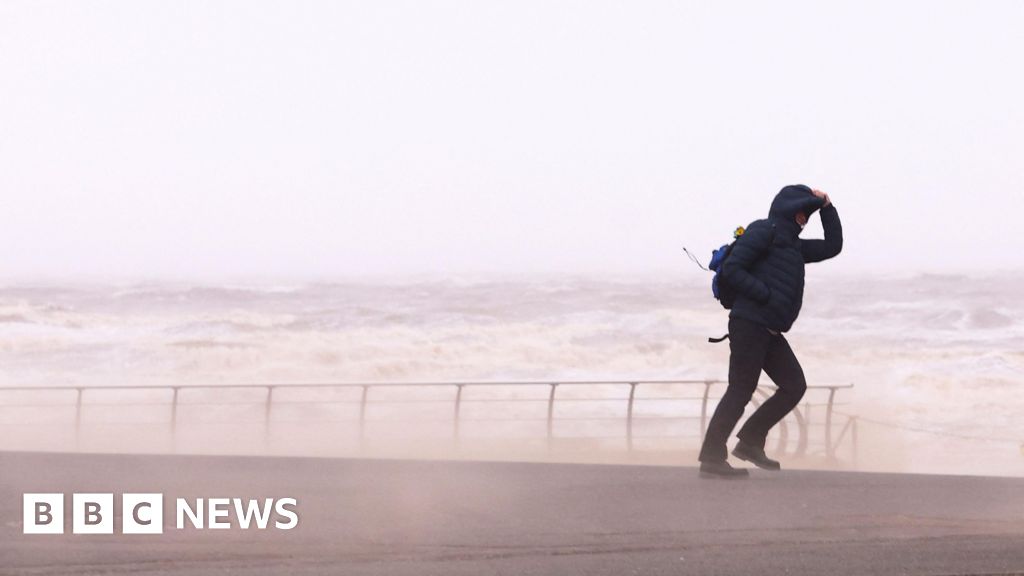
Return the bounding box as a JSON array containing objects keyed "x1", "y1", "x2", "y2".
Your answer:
[{"x1": 0, "y1": 379, "x2": 856, "y2": 460}]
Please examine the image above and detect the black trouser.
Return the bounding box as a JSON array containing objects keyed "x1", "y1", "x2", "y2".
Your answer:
[{"x1": 698, "y1": 315, "x2": 807, "y2": 463}]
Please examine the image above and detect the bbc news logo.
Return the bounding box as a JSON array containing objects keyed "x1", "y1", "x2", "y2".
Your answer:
[{"x1": 23, "y1": 493, "x2": 299, "y2": 534}]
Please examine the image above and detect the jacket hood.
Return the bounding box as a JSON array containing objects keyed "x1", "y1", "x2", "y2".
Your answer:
[{"x1": 769, "y1": 184, "x2": 825, "y2": 234}]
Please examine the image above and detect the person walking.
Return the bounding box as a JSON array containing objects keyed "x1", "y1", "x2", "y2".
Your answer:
[{"x1": 698, "y1": 184, "x2": 843, "y2": 478}]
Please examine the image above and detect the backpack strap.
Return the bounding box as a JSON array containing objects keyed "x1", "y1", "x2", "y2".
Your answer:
[{"x1": 708, "y1": 333, "x2": 729, "y2": 343}]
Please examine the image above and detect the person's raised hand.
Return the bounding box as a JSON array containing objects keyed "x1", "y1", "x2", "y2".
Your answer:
[{"x1": 811, "y1": 188, "x2": 831, "y2": 207}]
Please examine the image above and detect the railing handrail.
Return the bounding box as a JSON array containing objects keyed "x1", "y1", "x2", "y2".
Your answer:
[{"x1": 0, "y1": 379, "x2": 855, "y2": 392}]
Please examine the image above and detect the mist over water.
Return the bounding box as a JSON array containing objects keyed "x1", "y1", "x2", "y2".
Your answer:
[{"x1": 0, "y1": 271, "x2": 1021, "y2": 476}]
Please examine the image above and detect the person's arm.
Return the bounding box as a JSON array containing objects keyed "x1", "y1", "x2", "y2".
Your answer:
[
  {"x1": 802, "y1": 203, "x2": 843, "y2": 263},
  {"x1": 721, "y1": 221, "x2": 773, "y2": 304}
]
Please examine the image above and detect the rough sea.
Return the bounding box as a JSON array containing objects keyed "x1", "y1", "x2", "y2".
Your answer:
[{"x1": 1, "y1": 271, "x2": 1021, "y2": 476}]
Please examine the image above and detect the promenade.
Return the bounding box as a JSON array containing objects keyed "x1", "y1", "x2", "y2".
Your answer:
[{"x1": 2, "y1": 451, "x2": 1023, "y2": 575}]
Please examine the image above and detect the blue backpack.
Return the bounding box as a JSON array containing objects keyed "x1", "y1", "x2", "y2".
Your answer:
[
  {"x1": 686, "y1": 223, "x2": 775, "y2": 344},
  {"x1": 705, "y1": 223, "x2": 776, "y2": 310},
  {"x1": 708, "y1": 227, "x2": 746, "y2": 310}
]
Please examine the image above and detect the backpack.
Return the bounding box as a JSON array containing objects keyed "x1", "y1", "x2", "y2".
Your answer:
[
  {"x1": 708, "y1": 227, "x2": 745, "y2": 309},
  {"x1": 708, "y1": 223, "x2": 776, "y2": 310}
]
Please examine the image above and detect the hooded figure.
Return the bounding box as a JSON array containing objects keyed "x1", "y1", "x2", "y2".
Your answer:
[
  {"x1": 720, "y1": 184, "x2": 843, "y2": 333},
  {"x1": 698, "y1": 184, "x2": 843, "y2": 478}
]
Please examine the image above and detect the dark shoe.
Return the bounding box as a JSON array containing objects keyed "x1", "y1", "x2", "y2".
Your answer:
[
  {"x1": 699, "y1": 460, "x2": 750, "y2": 479},
  {"x1": 732, "y1": 441, "x2": 781, "y2": 470}
]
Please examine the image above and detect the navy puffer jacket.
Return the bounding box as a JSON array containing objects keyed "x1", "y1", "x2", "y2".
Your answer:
[{"x1": 721, "y1": 184, "x2": 843, "y2": 332}]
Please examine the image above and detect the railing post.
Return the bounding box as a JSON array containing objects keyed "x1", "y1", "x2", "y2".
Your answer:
[
  {"x1": 825, "y1": 387, "x2": 837, "y2": 459},
  {"x1": 170, "y1": 387, "x2": 179, "y2": 453},
  {"x1": 359, "y1": 385, "x2": 369, "y2": 443},
  {"x1": 546, "y1": 383, "x2": 558, "y2": 448},
  {"x1": 851, "y1": 416, "x2": 859, "y2": 467},
  {"x1": 453, "y1": 384, "x2": 464, "y2": 443},
  {"x1": 700, "y1": 380, "x2": 714, "y2": 441},
  {"x1": 74, "y1": 387, "x2": 83, "y2": 452},
  {"x1": 626, "y1": 382, "x2": 638, "y2": 451},
  {"x1": 264, "y1": 386, "x2": 274, "y2": 451},
  {"x1": 801, "y1": 401, "x2": 811, "y2": 456}
]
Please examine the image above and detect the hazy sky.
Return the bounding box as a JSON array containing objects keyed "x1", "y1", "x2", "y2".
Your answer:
[{"x1": 2, "y1": 1, "x2": 1022, "y2": 280}]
